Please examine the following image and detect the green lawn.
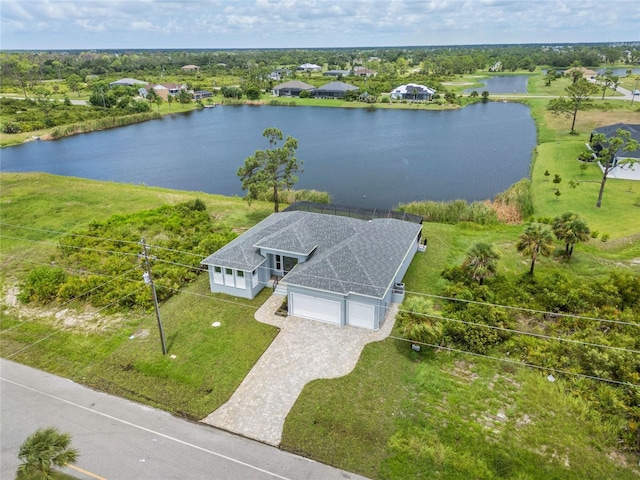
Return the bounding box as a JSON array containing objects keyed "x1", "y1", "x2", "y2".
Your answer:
[
  {"x1": 0, "y1": 173, "x2": 277, "y2": 418},
  {"x1": 283, "y1": 340, "x2": 637, "y2": 480}
]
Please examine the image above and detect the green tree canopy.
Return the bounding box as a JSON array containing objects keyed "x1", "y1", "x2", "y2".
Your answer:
[
  {"x1": 516, "y1": 224, "x2": 554, "y2": 275},
  {"x1": 237, "y1": 127, "x2": 303, "y2": 212},
  {"x1": 589, "y1": 128, "x2": 640, "y2": 207},
  {"x1": 548, "y1": 78, "x2": 598, "y2": 134},
  {"x1": 461, "y1": 242, "x2": 500, "y2": 285},
  {"x1": 552, "y1": 212, "x2": 590, "y2": 258},
  {"x1": 17, "y1": 427, "x2": 79, "y2": 480}
]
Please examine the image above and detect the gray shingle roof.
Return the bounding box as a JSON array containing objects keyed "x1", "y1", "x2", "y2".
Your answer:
[
  {"x1": 315, "y1": 81, "x2": 359, "y2": 93},
  {"x1": 592, "y1": 123, "x2": 640, "y2": 159},
  {"x1": 201, "y1": 211, "x2": 421, "y2": 298},
  {"x1": 272, "y1": 80, "x2": 315, "y2": 90}
]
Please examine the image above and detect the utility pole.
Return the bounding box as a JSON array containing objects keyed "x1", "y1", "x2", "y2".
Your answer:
[{"x1": 139, "y1": 237, "x2": 167, "y2": 355}]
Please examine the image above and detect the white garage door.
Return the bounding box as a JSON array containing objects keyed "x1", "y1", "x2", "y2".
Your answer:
[
  {"x1": 347, "y1": 302, "x2": 376, "y2": 329},
  {"x1": 290, "y1": 293, "x2": 341, "y2": 324}
]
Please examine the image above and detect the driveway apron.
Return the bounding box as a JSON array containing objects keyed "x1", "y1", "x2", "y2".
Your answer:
[{"x1": 202, "y1": 294, "x2": 397, "y2": 446}]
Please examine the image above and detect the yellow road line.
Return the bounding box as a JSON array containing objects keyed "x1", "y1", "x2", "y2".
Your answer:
[{"x1": 67, "y1": 464, "x2": 108, "y2": 480}]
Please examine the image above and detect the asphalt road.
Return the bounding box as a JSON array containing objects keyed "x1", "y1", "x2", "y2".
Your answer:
[{"x1": 1, "y1": 359, "x2": 368, "y2": 480}]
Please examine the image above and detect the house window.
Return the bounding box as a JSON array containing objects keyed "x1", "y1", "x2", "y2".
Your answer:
[
  {"x1": 275, "y1": 255, "x2": 282, "y2": 271},
  {"x1": 236, "y1": 270, "x2": 246, "y2": 289},
  {"x1": 224, "y1": 268, "x2": 235, "y2": 287},
  {"x1": 213, "y1": 266, "x2": 223, "y2": 285}
]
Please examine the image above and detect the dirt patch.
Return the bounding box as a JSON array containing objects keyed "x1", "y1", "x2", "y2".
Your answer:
[
  {"x1": 443, "y1": 359, "x2": 478, "y2": 384},
  {"x1": 2, "y1": 284, "x2": 127, "y2": 333}
]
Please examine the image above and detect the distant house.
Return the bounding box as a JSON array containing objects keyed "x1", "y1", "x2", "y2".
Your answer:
[
  {"x1": 323, "y1": 69, "x2": 351, "y2": 77},
  {"x1": 269, "y1": 68, "x2": 291, "y2": 81},
  {"x1": 193, "y1": 90, "x2": 213, "y2": 100},
  {"x1": 390, "y1": 83, "x2": 436, "y2": 101},
  {"x1": 110, "y1": 78, "x2": 147, "y2": 88},
  {"x1": 201, "y1": 207, "x2": 423, "y2": 330},
  {"x1": 297, "y1": 63, "x2": 322, "y2": 73},
  {"x1": 565, "y1": 66, "x2": 597, "y2": 80},
  {"x1": 353, "y1": 67, "x2": 377, "y2": 77},
  {"x1": 181, "y1": 65, "x2": 200, "y2": 72},
  {"x1": 138, "y1": 82, "x2": 188, "y2": 100},
  {"x1": 271, "y1": 80, "x2": 315, "y2": 97},
  {"x1": 489, "y1": 61, "x2": 502, "y2": 72},
  {"x1": 313, "y1": 81, "x2": 359, "y2": 99}
]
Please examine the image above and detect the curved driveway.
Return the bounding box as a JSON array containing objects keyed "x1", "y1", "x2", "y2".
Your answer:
[{"x1": 203, "y1": 294, "x2": 397, "y2": 446}]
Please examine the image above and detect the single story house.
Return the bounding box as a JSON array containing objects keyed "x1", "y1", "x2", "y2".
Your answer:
[
  {"x1": 193, "y1": 90, "x2": 213, "y2": 100},
  {"x1": 269, "y1": 68, "x2": 291, "y2": 81},
  {"x1": 353, "y1": 67, "x2": 377, "y2": 77},
  {"x1": 590, "y1": 123, "x2": 640, "y2": 159},
  {"x1": 312, "y1": 81, "x2": 359, "y2": 99},
  {"x1": 181, "y1": 64, "x2": 200, "y2": 72},
  {"x1": 201, "y1": 209, "x2": 423, "y2": 330},
  {"x1": 390, "y1": 83, "x2": 436, "y2": 101},
  {"x1": 589, "y1": 123, "x2": 640, "y2": 179},
  {"x1": 271, "y1": 80, "x2": 315, "y2": 97},
  {"x1": 297, "y1": 63, "x2": 322, "y2": 72},
  {"x1": 564, "y1": 66, "x2": 597, "y2": 80},
  {"x1": 324, "y1": 69, "x2": 351, "y2": 77},
  {"x1": 110, "y1": 78, "x2": 147, "y2": 88},
  {"x1": 138, "y1": 83, "x2": 188, "y2": 100}
]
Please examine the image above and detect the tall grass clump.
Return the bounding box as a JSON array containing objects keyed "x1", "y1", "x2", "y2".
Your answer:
[
  {"x1": 493, "y1": 178, "x2": 533, "y2": 223},
  {"x1": 268, "y1": 99, "x2": 299, "y2": 107},
  {"x1": 397, "y1": 199, "x2": 498, "y2": 225},
  {"x1": 220, "y1": 98, "x2": 246, "y2": 106},
  {"x1": 49, "y1": 112, "x2": 161, "y2": 139},
  {"x1": 253, "y1": 189, "x2": 332, "y2": 204}
]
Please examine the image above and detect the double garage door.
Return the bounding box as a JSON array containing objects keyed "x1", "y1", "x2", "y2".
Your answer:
[{"x1": 290, "y1": 293, "x2": 376, "y2": 329}]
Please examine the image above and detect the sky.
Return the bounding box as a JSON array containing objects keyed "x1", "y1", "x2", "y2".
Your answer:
[{"x1": 1, "y1": 0, "x2": 639, "y2": 51}]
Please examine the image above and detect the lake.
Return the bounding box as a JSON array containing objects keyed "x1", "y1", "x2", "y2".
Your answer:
[
  {"x1": 463, "y1": 76, "x2": 529, "y2": 94},
  {"x1": 0, "y1": 103, "x2": 536, "y2": 209}
]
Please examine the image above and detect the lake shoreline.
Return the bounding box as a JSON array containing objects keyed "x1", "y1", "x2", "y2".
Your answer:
[{"x1": 1, "y1": 102, "x2": 536, "y2": 209}]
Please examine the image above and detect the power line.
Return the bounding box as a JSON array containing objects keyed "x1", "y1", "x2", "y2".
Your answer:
[
  {"x1": 4, "y1": 287, "x2": 145, "y2": 359},
  {"x1": 396, "y1": 308, "x2": 640, "y2": 355},
  {"x1": 386, "y1": 335, "x2": 639, "y2": 388},
  {"x1": 0, "y1": 267, "x2": 143, "y2": 336},
  {"x1": 0, "y1": 234, "x2": 140, "y2": 259},
  {"x1": 403, "y1": 289, "x2": 639, "y2": 328},
  {"x1": 3, "y1": 224, "x2": 638, "y2": 334}
]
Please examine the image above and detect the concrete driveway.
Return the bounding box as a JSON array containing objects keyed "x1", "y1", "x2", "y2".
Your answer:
[{"x1": 202, "y1": 294, "x2": 397, "y2": 446}]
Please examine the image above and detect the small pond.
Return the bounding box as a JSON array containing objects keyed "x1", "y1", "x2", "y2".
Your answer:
[{"x1": 463, "y1": 75, "x2": 529, "y2": 94}]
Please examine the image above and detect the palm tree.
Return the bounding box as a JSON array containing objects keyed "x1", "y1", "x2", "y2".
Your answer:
[
  {"x1": 552, "y1": 212, "x2": 590, "y2": 258},
  {"x1": 397, "y1": 296, "x2": 442, "y2": 347},
  {"x1": 17, "y1": 427, "x2": 79, "y2": 480},
  {"x1": 516, "y1": 224, "x2": 554, "y2": 275},
  {"x1": 462, "y1": 242, "x2": 500, "y2": 285}
]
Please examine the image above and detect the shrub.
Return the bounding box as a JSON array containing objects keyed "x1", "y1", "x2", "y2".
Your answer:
[
  {"x1": 443, "y1": 303, "x2": 513, "y2": 354},
  {"x1": 2, "y1": 122, "x2": 22, "y2": 134},
  {"x1": 18, "y1": 266, "x2": 67, "y2": 303}
]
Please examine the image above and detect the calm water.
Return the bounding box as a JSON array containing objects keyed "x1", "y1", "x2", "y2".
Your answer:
[
  {"x1": 1, "y1": 103, "x2": 536, "y2": 209},
  {"x1": 595, "y1": 68, "x2": 640, "y2": 77},
  {"x1": 464, "y1": 76, "x2": 529, "y2": 94}
]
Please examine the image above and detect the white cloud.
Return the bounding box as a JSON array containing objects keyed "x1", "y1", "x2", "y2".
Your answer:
[{"x1": 1, "y1": 0, "x2": 638, "y2": 49}]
